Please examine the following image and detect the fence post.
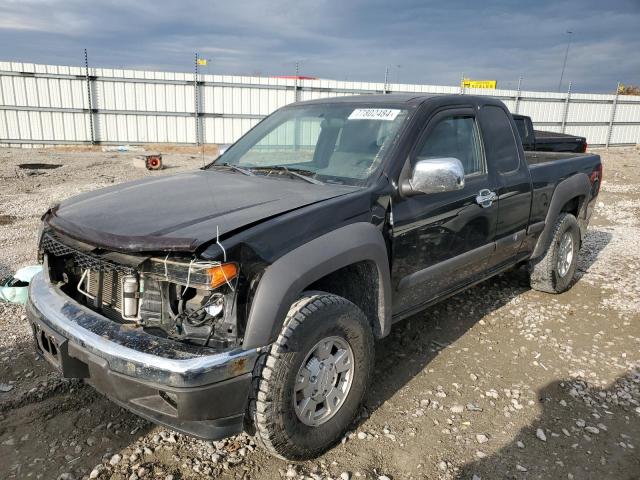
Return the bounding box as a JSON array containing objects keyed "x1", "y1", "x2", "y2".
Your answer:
[
  {"x1": 294, "y1": 62, "x2": 301, "y2": 150},
  {"x1": 194, "y1": 53, "x2": 200, "y2": 146},
  {"x1": 561, "y1": 81, "x2": 572, "y2": 134},
  {"x1": 84, "y1": 49, "x2": 95, "y2": 145},
  {"x1": 294, "y1": 62, "x2": 301, "y2": 102},
  {"x1": 460, "y1": 73, "x2": 465, "y2": 95},
  {"x1": 514, "y1": 76, "x2": 522, "y2": 114},
  {"x1": 383, "y1": 66, "x2": 389, "y2": 94},
  {"x1": 605, "y1": 82, "x2": 620, "y2": 149}
]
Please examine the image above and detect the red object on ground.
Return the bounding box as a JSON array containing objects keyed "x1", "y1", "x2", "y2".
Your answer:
[{"x1": 145, "y1": 154, "x2": 163, "y2": 170}]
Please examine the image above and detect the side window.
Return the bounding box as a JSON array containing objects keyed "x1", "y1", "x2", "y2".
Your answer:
[
  {"x1": 416, "y1": 115, "x2": 485, "y2": 175},
  {"x1": 480, "y1": 106, "x2": 520, "y2": 173},
  {"x1": 514, "y1": 117, "x2": 528, "y2": 140}
]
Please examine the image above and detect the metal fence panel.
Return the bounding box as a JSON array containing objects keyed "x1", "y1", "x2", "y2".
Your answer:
[{"x1": 1, "y1": 61, "x2": 639, "y2": 147}]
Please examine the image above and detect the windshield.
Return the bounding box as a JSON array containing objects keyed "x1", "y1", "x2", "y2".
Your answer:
[{"x1": 210, "y1": 104, "x2": 411, "y2": 185}]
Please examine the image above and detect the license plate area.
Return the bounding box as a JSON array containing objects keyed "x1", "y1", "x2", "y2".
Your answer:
[
  {"x1": 30, "y1": 319, "x2": 89, "y2": 378},
  {"x1": 32, "y1": 320, "x2": 65, "y2": 369}
]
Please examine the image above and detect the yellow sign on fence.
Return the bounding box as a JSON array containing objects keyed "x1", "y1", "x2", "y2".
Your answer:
[
  {"x1": 461, "y1": 78, "x2": 497, "y2": 89},
  {"x1": 197, "y1": 58, "x2": 208, "y2": 66}
]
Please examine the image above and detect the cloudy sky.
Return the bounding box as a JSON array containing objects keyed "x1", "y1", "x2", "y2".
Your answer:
[{"x1": 0, "y1": 0, "x2": 638, "y2": 93}]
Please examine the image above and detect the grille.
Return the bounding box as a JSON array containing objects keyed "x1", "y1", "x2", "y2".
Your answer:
[
  {"x1": 41, "y1": 231, "x2": 133, "y2": 323},
  {"x1": 41, "y1": 232, "x2": 134, "y2": 275}
]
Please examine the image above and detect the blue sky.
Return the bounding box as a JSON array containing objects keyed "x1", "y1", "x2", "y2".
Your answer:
[{"x1": 0, "y1": 0, "x2": 638, "y2": 93}]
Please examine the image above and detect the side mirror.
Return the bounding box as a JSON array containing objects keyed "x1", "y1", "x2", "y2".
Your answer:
[{"x1": 401, "y1": 157, "x2": 465, "y2": 196}]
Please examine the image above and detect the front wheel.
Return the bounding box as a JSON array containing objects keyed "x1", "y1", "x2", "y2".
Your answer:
[
  {"x1": 249, "y1": 292, "x2": 374, "y2": 460},
  {"x1": 529, "y1": 212, "x2": 580, "y2": 293}
]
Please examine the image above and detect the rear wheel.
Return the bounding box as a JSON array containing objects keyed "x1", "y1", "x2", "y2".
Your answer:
[
  {"x1": 529, "y1": 213, "x2": 580, "y2": 293},
  {"x1": 249, "y1": 292, "x2": 374, "y2": 460}
]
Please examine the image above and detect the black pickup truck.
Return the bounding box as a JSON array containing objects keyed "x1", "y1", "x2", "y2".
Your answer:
[
  {"x1": 513, "y1": 113, "x2": 588, "y2": 153},
  {"x1": 27, "y1": 94, "x2": 602, "y2": 460}
]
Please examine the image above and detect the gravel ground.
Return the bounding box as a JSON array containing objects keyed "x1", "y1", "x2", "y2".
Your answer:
[{"x1": 0, "y1": 146, "x2": 639, "y2": 480}]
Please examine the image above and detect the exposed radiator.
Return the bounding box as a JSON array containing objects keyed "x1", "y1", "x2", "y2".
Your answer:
[
  {"x1": 87, "y1": 270, "x2": 122, "y2": 309},
  {"x1": 85, "y1": 270, "x2": 123, "y2": 322}
]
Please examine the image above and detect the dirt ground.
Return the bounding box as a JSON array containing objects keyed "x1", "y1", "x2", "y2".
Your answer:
[{"x1": 0, "y1": 146, "x2": 638, "y2": 480}]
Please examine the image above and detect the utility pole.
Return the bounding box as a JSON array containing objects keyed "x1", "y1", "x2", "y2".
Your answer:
[
  {"x1": 383, "y1": 66, "x2": 389, "y2": 94},
  {"x1": 558, "y1": 30, "x2": 573, "y2": 92}
]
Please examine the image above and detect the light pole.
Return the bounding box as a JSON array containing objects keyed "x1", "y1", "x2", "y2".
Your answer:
[{"x1": 558, "y1": 30, "x2": 573, "y2": 92}]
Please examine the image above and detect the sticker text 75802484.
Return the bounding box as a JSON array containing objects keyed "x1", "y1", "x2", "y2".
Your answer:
[{"x1": 348, "y1": 108, "x2": 401, "y2": 121}]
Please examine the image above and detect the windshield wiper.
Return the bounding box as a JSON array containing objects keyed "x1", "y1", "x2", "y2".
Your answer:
[
  {"x1": 210, "y1": 163, "x2": 255, "y2": 176},
  {"x1": 252, "y1": 166, "x2": 324, "y2": 185}
]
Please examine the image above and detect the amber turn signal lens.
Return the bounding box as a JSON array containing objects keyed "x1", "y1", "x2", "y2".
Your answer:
[{"x1": 207, "y1": 263, "x2": 238, "y2": 289}]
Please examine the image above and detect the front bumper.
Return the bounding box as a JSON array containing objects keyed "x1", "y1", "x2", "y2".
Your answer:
[{"x1": 26, "y1": 271, "x2": 259, "y2": 440}]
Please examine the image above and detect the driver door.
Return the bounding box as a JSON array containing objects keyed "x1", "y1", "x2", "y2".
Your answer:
[{"x1": 391, "y1": 107, "x2": 498, "y2": 315}]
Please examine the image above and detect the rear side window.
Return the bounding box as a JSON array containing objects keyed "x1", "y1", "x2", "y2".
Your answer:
[
  {"x1": 480, "y1": 106, "x2": 520, "y2": 173},
  {"x1": 514, "y1": 117, "x2": 528, "y2": 140},
  {"x1": 416, "y1": 115, "x2": 485, "y2": 175}
]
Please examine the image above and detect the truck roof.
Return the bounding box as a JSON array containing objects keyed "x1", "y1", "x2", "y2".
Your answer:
[{"x1": 292, "y1": 93, "x2": 505, "y2": 109}]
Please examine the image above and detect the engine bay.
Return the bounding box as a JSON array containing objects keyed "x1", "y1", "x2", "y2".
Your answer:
[{"x1": 40, "y1": 230, "x2": 240, "y2": 348}]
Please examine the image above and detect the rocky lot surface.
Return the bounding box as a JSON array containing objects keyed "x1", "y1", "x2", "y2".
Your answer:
[{"x1": 0, "y1": 146, "x2": 639, "y2": 480}]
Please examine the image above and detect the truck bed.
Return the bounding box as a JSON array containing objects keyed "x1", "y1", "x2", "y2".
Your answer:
[
  {"x1": 526, "y1": 150, "x2": 600, "y2": 199},
  {"x1": 532, "y1": 129, "x2": 587, "y2": 153},
  {"x1": 525, "y1": 151, "x2": 593, "y2": 166},
  {"x1": 533, "y1": 129, "x2": 582, "y2": 140},
  {"x1": 524, "y1": 150, "x2": 601, "y2": 237}
]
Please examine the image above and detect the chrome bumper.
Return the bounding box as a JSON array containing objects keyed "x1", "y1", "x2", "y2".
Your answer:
[{"x1": 27, "y1": 271, "x2": 258, "y2": 388}]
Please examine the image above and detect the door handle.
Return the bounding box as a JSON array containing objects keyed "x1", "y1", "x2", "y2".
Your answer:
[{"x1": 476, "y1": 189, "x2": 497, "y2": 208}]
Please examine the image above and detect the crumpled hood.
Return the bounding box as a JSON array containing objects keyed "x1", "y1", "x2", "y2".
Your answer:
[{"x1": 45, "y1": 170, "x2": 355, "y2": 252}]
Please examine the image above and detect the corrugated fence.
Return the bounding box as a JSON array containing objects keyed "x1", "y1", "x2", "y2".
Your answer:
[{"x1": 1, "y1": 61, "x2": 639, "y2": 148}]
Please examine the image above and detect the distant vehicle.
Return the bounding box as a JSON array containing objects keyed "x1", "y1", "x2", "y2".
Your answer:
[
  {"x1": 513, "y1": 114, "x2": 587, "y2": 153},
  {"x1": 28, "y1": 95, "x2": 602, "y2": 460}
]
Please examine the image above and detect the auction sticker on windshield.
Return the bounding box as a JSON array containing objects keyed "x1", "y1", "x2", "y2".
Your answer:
[{"x1": 348, "y1": 108, "x2": 401, "y2": 121}]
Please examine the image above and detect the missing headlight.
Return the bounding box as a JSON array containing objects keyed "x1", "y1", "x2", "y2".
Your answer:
[
  {"x1": 157, "y1": 284, "x2": 231, "y2": 347},
  {"x1": 138, "y1": 256, "x2": 240, "y2": 348}
]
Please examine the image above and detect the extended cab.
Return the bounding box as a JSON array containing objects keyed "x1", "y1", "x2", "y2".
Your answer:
[
  {"x1": 27, "y1": 95, "x2": 602, "y2": 460},
  {"x1": 513, "y1": 113, "x2": 588, "y2": 153}
]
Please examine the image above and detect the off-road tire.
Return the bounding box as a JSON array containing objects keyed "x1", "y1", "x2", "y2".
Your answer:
[
  {"x1": 248, "y1": 292, "x2": 374, "y2": 460},
  {"x1": 529, "y1": 212, "x2": 580, "y2": 293}
]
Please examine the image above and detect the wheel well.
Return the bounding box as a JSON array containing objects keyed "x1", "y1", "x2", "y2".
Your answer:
[
  {"x1": 560, "y1": 195, "x2": 583, "y2": 219},
  {"x1": 306, "y1": 260, "x2": 382, "y2": 336}
]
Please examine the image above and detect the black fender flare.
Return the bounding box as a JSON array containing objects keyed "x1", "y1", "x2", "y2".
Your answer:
[
  {"x1": 531, "y1": 173, "x2": 591, "y2": 259},
  {"x1": 242, "y1": 222, "x2": 392, "y2": 349}
]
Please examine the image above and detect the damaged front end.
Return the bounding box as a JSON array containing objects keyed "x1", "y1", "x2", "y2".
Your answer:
[{"x1": 39, "y1": 229, "x2": 241, "y2": 349}]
